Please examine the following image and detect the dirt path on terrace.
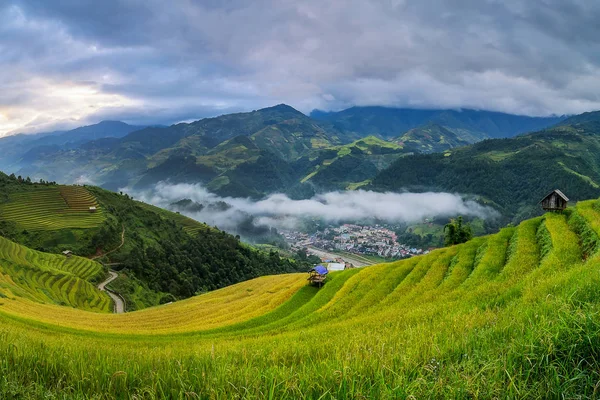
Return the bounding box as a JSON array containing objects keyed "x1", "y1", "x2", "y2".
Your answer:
[{"x1": 97, "y1": 271, "x2": 125, "y2": 313}]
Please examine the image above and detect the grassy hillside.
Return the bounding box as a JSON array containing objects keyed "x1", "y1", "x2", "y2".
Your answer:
[
  {"x1": 3, "y1": 199, "x2": 600, "y2": 397},
  {"x1": 0, "y1": 185, "x2": 104, "y2": 230},
  {"x1": 0, "y1": 173, "x2": 310, "y2": 310}
]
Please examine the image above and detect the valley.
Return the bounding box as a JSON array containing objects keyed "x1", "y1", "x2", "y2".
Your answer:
[{"x1": 304, "y1": 246, "x2": 374, "y2": 267}]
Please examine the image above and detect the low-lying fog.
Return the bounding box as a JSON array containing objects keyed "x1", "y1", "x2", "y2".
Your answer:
[{"x1": 124, "y1": 182, "x2": 498, "y2": 235}]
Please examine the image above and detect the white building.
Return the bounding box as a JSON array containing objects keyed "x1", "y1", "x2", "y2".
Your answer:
[{"x1": 327, "y1": 263, "x2": 346, "y2": 272}]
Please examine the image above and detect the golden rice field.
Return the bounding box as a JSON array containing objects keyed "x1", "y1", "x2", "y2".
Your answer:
[
  {"x1": 3, "y1": 200, "x2": 600, "y2": 398},
  {"x1": 0, "y1": 185, "x2": 105, "y2": 230}
]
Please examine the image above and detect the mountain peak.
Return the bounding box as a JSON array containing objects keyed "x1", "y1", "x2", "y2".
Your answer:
[
  {"x1": 258, "y1": 104, "x2": 304, "y2": 115},
  {"x1": 558, "y1": 110, "x2": 600, "y2": 127},
  {"x1": 95, "y1": 120, "x2": 130, "y2": 126}
]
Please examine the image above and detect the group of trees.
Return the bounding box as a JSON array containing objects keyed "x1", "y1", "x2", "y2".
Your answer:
[
  {"x1": 5, "y1": 173, "x2": 56, "y2": 186},
  {"x1": 396, "y1": 230, "x2": 443, "y2": 249},
  {"x1": 0, "y1": 171, "x2": 56, "y2": 191},
  {"x1": 444, "y1": 217, "x2": 472, "y2": 246}
]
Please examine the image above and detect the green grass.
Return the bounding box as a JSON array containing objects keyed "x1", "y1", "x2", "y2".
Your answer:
[
  {"x1": 3, "y1": 205, "x2": 600, "y2": 398},
  {"x1": 345, "y1": 179, "x2": 371, "y2": 190}
]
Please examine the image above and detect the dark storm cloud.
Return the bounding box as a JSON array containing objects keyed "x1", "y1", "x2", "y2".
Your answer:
[{"x1": 3, "y1": 0, "x2": 600, "y2": 135}]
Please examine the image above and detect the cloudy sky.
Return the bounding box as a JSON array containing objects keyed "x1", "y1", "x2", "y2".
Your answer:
[{"x1": 2, "y1": 0, "x2": 600, "y2": 136}]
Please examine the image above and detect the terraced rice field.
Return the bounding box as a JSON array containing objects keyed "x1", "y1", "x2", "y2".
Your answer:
[
  {"x1": 0, "y1": 235, "x2": 111, "y2": 312},
  {"x1": 0, "y1": 185, "x2": 105, "y2": 230},
  {"x1": 0, "y1": 271, "x2": 305, "y2": 334},
  {"x1": 4, "y1": 200, "x2": 600, "y2": 398}
]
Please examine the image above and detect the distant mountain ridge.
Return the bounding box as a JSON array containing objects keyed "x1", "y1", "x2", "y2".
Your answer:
[
  {"x1": 0, "y1": 120, "x2": 145, "y2": 171},
  {"x1": 311, "y1": 106, "x2": 565, "y2": 141}
]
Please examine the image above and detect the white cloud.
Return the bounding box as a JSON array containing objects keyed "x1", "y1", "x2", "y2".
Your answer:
[{"x1": 126, "y1": 182, "x2": 498, "y2": 233}]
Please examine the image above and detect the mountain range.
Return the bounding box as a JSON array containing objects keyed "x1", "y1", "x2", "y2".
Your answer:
[
  {"x1": 0, "y1": 121, "x2": 145, "y2": 172},
  {"x1": 310, "y1": 106, "x2": 563, "y2": 140},
  {"x1": 0, "y1": 105, "x2": 564, "y2": 199}
]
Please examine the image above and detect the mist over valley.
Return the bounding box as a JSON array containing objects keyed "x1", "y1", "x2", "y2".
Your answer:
[{"x1": 126, "y1": 182, "x2": 498, "y2": 239}]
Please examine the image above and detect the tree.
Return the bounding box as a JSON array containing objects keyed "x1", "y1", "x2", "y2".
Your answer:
[{"x1": 444, "y1": 216, "x2": 472, "y2": 246}]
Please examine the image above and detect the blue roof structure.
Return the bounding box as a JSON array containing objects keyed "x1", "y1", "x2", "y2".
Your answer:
[{"x1": 312, "y1": 265, "x2": 328, "y2": 275}]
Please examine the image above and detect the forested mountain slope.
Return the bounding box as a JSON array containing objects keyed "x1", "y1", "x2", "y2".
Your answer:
[
  {"x1": 371, "y1": 121, "x2": 600, "y2": 221},
  {"x1": 394, "y1": 123, "x2": 471, "y2": 153}
]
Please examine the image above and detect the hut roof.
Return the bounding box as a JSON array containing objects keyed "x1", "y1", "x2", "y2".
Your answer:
[
  {"x1": 539, "y1": 189, "x2": 569, "y2": 203},
  {"x1": 311, "y1": 265, "x2": 328, "y2": 275},
  {"x1": 62, "y1": 250, "x2": 72, "y2": 255}
]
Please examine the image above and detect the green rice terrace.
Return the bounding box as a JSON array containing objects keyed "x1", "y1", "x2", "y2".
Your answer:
[
  {"x1": 0, "y1": 234, "x2": 111, "y2": 312},
  {"x1": 0, "y1": 186, "x2": 105, "y2": 230},
  {"x1": 3, "y1": 196, "x2": 600, "y2": 398}
]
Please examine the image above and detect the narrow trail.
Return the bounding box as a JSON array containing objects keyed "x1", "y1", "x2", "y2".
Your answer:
[
  {"x1": 90, "y1": 225, "x2": 125, "y2": 260},
  {"x1": 97, "y1": 271, "x2": 125, "y2": 314}
]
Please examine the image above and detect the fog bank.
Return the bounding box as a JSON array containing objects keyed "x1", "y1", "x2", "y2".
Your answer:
[{"x1": 124, "y1": 183, "x2": 498, "y2": 234}]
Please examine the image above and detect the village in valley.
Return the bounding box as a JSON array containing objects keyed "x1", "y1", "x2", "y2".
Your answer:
[{"x1": 283, "y1": 223, "x2": 429, "y2": 266}]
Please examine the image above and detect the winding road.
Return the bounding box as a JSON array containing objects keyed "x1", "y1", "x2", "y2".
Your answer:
[{"x1": 97, "y1": 271, "x2": 125, "y2": 313}]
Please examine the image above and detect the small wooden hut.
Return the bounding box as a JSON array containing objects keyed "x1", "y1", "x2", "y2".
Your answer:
[
  {"x1": 540, "y1": 189, "x2": 569, "y2": 211},
  {"x1": 62, "y1": 250, "x2": 73, "y2": 258},
  {"x1": 308, "y1": 265, "x2": 328, "y2": 287}
]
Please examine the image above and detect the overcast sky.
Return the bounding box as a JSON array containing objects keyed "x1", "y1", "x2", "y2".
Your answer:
[{"x1": 2, "y1": 0, "x2": 600, "y2": 136}]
